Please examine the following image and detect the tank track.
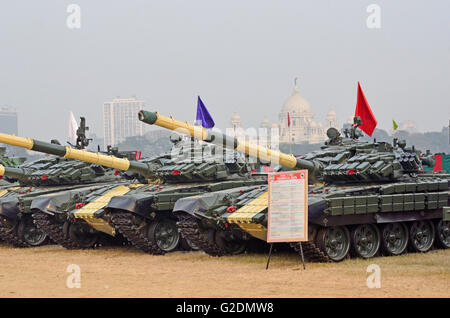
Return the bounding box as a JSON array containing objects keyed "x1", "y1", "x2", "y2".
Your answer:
[
  {"x1": 32, "y1": 212, "x2": 81, "y2": 249},
  {"x1": 176, "y1": 214, "x2": 228, "y2": 257},
  {"x1": 0, "y1": 220, "x2": 28, "y2": 248},
  {"x1": 289, "y1": 241, "x2": 331, "y2": 263},
  {"x1": 110, "y1": 211, "x2": 164, "y2": 255}
]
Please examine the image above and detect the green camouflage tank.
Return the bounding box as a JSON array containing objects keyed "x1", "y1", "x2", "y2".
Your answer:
[
  {"x1": 141, "y1": 111, "x2": 450, "y2": 261},
  {"x1": 0, "y1": 118, "x2": 128, "y2": 247},
  {"x1": 1, "y1": 131, "x2": 265, "y2": 253}
]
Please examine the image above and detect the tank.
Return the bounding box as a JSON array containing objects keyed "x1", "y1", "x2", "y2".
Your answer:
[
  {"x1": 0, "y1": 148, "x2": 26, "y2": 241},
  {"x1": 0, "y1": 130, "x2": 266, "y2": 254},
  {"x1": 0, "y1": 118, "x2": 127, "y2": 247},
  {"x1": 140, "y1": 110, "x2": 450, "y2": 261}
]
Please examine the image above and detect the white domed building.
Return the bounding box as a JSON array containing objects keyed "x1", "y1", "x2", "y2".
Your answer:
[
  {"x1": 230, "y1": 81, "x2": 339, "y2": 145},
  {"x1": 278, "y1": 85, "x2": 328, "y2": 144}
]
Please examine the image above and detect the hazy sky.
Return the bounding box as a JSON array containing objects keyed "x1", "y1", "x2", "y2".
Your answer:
[{"x1": 0, "y1": 1, "x2": 449, "y2": 143}]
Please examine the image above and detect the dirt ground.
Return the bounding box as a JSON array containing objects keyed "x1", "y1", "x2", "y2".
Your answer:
[{"x1": 0, "y1": 243, "x2": 448, "y2": 298}]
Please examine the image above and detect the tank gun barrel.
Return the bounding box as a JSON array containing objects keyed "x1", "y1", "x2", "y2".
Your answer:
[
  {"x1": 0, "y1": 164, "x2": 29, "y2": 180},
  {"x1": 138, "y1": 110, "x2": 321, "y2": 176},
  {"x1": 0, "y1": 133, "x2": 152, "y2": 177}
]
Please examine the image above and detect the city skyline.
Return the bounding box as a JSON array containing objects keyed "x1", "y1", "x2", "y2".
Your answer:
[{"x1": 3, "y1": 91, "x2": 446, "y2": 144}]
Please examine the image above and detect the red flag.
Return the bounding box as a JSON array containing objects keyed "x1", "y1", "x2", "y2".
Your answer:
[
  {"x1": 355, "y1": 82, "x2": 377, "y2": 136},
  {"x1": 287, "y1": 112, "x2": 291, "y2": 127},
  {"x1": 433, "y1": 154, "x2": 443, "y2": 171}
]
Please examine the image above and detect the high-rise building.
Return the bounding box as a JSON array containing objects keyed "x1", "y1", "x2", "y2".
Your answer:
[
  {"x1": 103, "y1": 97, "x2": 145, "y2": 149},
  {"x1": 0, "y1": 107, "x2": 18, "y2": 135}
]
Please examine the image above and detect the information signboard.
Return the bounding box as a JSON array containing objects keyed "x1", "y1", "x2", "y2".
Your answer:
[{"x1": 267, "y1": 170, "x2": 308, "y2": 243}]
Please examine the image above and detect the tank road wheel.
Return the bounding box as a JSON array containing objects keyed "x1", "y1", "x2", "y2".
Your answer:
[
  {"x1": 435, "y1": 220, "x2": 450, "y2": 249},
  {"x1": 316, "y1": 226, "x2": 350, "y2": 262},
  {"x1": 17, "y1": 217, "x2": 48, "y2": 246},
  {"x1": 214, "y1": 230, "x2": 246, "y2": 255},
  {"x1": 409, "y1": 220, "x2": 435, "y2": 253},
  {"x1": 381, "y1": 222, "x2": 409, "y2": 256},
  {"x1": 350, "y1": 224, "x2": 381, "y2": 259},
  {"x1": 147, "y1": 219, "x2": 180, "y2": 253},
  {"x1": 67, "y1": 222, "x2": 98, "y2": 248}
]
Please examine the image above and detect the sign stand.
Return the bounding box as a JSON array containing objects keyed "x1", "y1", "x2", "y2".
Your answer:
[
  {"x1": 298, "y1": 243, "x2": 306, "y2": 270},
  {"x1": 266, "y1": 243, "x2": 306, "y2": 270},
  {"x1": 265, "y1": 170, "x2": 309, "y2": 270},
  {"x1": 265, "y1": 243, "x2": 274, "y2": 270}
]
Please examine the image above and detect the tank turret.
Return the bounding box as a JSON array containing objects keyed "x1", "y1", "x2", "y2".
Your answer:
[
  {"x1": 0, "y1": 133, "x2": 154, "y2": 178},
  {"x1": 0, "y1": 124, "x2": 258, "y2": 184},
  {"x1": 138, "y1": 110, "x2": 435, "y2": 184}
]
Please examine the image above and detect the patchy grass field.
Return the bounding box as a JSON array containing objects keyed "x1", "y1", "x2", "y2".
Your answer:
[{"x1": 0, "y1": 243, "x2": 448, "y2": 298}]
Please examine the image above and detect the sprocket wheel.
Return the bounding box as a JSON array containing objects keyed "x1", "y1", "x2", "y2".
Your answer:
[
  {"x1": 65, "y1": 222, "x2": 98, "y2": 248},
  {"x1": 147, "y1": 219, "x2": 180, "y2": 253},
  {"x1": 18, "y1": 216, "x2": 48, "y2": 246},
  {"x1": 316, "y1": 226, "x2": 350, "y2": 262},
  {"x1": 214, "y1": 230, "x2": 246, "y2": 255},
  {"x1": 179, "y1": 235, "x2": 200, "y2": 251}
]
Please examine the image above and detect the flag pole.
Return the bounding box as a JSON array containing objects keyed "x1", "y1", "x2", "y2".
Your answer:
[
  {"x1": 289, "y1": 125, "x2": 292, "y2": 154},
  {"x1": 287, "y1": 111, "x2": 292, "y2": 154}
]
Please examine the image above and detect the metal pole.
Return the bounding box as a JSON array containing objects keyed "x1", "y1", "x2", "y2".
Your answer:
[
  {"x1": 298, "y1": 242, "x2": 306, "y2": 270},
  {"x1": 265, "y1": 243, "x2": 274, "y2": 270},
  {"x1": 289, "y1": 125, "x2": 292, "y2": 154}
]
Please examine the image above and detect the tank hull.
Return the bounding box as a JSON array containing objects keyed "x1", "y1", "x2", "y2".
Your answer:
[
  {"x1": 174, "y1": 176, "x2": 450, "y2": 260},
  {"x1": 31, "y1": 178, "x2": 267, "y2": 254}
]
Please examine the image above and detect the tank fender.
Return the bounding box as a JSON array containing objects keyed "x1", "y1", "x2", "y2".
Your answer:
[
  {"x1": 0, "y1": 199, "x2": 20, "y2": 220},
  {"x1": 31, "y1": 190, "x2": 83, "y2": 216},
  {"x1": 106, "y1": 195, "x2": 154, "y2": 219},
  {"x1": 173, "y1": 192, "x2": 231, "y2": 219},
  {"x1": 308, "y1": 201, "x2": 327, "y2": 221},
  {"x1": 173, "y1": 197, "x2": 208, "y2": 218}
]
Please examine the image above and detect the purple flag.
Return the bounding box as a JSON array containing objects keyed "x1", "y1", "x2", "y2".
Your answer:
[{"x1": 196, "y1": 96, "x2": 215, "y2": 128}]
